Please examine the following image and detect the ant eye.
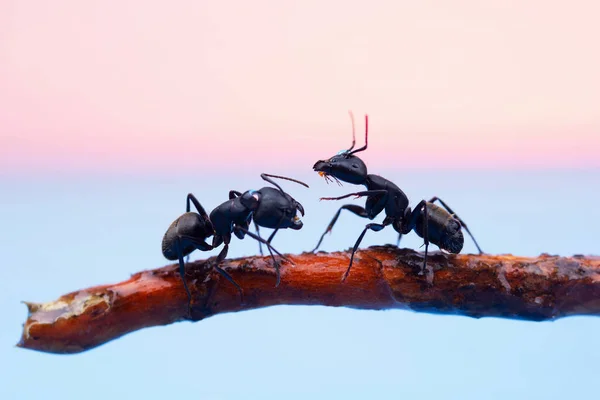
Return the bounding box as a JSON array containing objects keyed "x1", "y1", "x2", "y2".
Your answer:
[{"x1": 352, "y1": 164, "x2": 358, "y2": 168}]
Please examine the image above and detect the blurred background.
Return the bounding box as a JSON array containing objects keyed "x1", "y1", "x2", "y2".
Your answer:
[{"x1": 1, "y1": 1, "x2": 599, "y2": 399}]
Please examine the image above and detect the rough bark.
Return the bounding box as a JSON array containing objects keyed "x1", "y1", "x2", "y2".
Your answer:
[{"x1": 17, "y1": 246, "x2": 600, "y2": 354}]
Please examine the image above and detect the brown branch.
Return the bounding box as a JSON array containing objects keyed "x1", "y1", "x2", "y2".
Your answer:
[{"x1": 17, "y1": 246, "x2": 600, "y2": 354}]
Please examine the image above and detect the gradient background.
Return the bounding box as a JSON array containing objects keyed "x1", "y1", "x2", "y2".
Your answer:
[{"x1": 1, "y1": 1, "x2": 599, "y2": 399}]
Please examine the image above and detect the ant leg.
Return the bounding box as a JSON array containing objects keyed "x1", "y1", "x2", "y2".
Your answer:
[
  {"x1": 233, "y1": 226, "x2": 292, "y2": 264},
  {"x1": 342, "y1": 222, "x2": 388, "y2": 282},
  {"x1": 262, "y1": 216, "x2": 288, "y2": 287},
  {"x1": 428, "y1": 196, "x2": 483, "y2": 254},
  {"x1": 320, "y1": 190, "x2": 387, "y2": 201},
  {"x1": 185, "y1": 193, "x2": 211, "y2": 264},
  {"x1": 396, "y1": 233, "x2": 403, "y2": 247},
  {"x1": 179, "y1": 235, "x2": 212, "y2": 251},
  {"x1": 311, "y1": 205, "x2": 369, "y2": 252},
  {"x1": 405, "y1": 200, "x2": 430, "y2": 274},
  {"x1": 175, "y1": 238, "x2": 192, "y2": 316},
  {"x1": 422, "y1": 202, "x2": 429, "y2": 274},
  {"x1": 178, "y1": 235, "x2": 213, "y2": 305},
  {"x1": 254, "y1": 221, "x2": 263, "y2": 256},
  {"x1": 234, "y1": 222, "x2": 294, "y2": 287},
  {"x1": 213, "y1": 243, "x2": 244, "y2": 302},
  {"x1": 186, "y1": 193, "x2": 210, "y2": 218},
  {"x1": 233, "y1": 219, "x2": 250, "y2": 240}
]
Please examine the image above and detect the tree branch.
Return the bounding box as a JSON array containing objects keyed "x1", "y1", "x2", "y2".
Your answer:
[{"x1": 17, "y1": 246, "x2": 600, "y2": 354}]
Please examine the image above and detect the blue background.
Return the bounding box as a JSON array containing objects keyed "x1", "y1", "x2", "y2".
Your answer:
[{"x1": 1, "y1": 168, "x2": 599, "y2": 399}]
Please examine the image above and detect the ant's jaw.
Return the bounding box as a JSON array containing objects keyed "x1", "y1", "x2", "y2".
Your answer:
[
  {"x1": 313, "y1": 160, "x2": 336, "y2": 184},
  {"x1": 295, "y1": 202, "x2": 305, "y2": 217},
  {"x1": 291, "y1": 215, "x2": 303, "y2": 230},
  {"x1": 313, "y1": 160, "x2": 331, "y2": 173}
]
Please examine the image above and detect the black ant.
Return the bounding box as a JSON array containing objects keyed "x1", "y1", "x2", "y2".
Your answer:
[
  {"x1": 312, "y1": 112, "x2": 483, "y2": 281},
  {"x1": 162, "y1": 173, "x2": 308, "y2": 311}
]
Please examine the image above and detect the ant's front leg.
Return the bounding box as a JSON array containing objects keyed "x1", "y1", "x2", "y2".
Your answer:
[
  {"x1": 313, "y1": 190, "x2": 388, "y2": 252},
  {"x1": 319, "y1": 190, "x2": 387, "y2": 202},
  {"x1": 311, "y1": 204, "x2": 369, "y2": 252},
  {"x1": 428, "y1": 196, "x2": 483, "y2": 254},
  {"x1": 233, "y1": 226, "x2": 292, "y2": 263}
]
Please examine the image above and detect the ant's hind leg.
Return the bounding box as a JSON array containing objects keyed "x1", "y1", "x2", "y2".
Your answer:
[
  {"x1": 186, "y1": 193, "x2": 210, "y2": 219},
  {"x1": 405, "y1": 200, "x2": 430, "y2": 275},
  {"x1": 311, "y1": 204, "x2": 369, "y2": 253},
  {"x1": 175, "y1": 239, "x2": 193, "y2": 317},
  {"x1": 421, "y1": 203, "x2": 429, "y2": 274},
  {"x1": 178, "y1": 235, "x2": 213, "y2": 313},
  {"x1": 185, "y1": 193, "x2": 211, "y2": 263},
  {"x1": 428, "y1": 196, "x2": 483, "y2": 254}
]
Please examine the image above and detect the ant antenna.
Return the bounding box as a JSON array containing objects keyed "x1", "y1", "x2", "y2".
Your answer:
[
  {"x1": 345, "y1": 110, "x2": 356, "y2": 153},
  {"x1": 349, "y1": 114, "x2": 368, "y2": 155},
  {"x1": 261, "y1": 173, "x2": 309, "y2": 193}
]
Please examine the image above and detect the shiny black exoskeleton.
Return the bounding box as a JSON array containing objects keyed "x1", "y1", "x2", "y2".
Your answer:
[
  {"x1": 312, "y1": 112, "x2": 483, "y2": 281},
  {"x1": 162, "y1": 173, "x2": 308, "y2": 311}
]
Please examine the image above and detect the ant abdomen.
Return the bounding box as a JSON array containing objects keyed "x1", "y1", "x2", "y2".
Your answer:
[
  {"x1": 161, "y1": 213, "x2": 211, "y2": 260},
  {"x1": 413, "y1": 204, "x2": 464, "y2": 254}
]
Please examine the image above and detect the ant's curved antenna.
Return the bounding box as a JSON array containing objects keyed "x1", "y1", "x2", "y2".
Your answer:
[
  {"x1": 261, "y1": 173, "x2": 309, "y2": 193},
  {"x1": 345, "y1": 110, "x2": 356, "y2": 153},
  {"x1": 349, "y1": 114, "x2": 368, "y2": 155}
]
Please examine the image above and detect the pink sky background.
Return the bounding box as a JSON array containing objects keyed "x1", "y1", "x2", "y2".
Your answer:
[{"x1": 1, "y1": 0, "x2": 599, "y2": 174}]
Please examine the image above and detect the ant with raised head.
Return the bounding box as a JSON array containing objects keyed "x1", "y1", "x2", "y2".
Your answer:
[
  {"x1": 162, "y1": 173, "x2": 308, "y2": 312},
  {"x1": 312, "y1": 112, "x2": 483, "y2": 281}
]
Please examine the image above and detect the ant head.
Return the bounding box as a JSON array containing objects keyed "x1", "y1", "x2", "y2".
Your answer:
[
  {"x1": 279, "y1": 195, "x2": 304, "y2": 230},
  {"x1": 313, "y1": 153, "x2": 368, "y2": 185},
  {"x1": 240, "y1": 190, "x2": 261, "y2": 211},
  {"x1": 313, "y1": 111, "x2": 369, "y2": 185}
]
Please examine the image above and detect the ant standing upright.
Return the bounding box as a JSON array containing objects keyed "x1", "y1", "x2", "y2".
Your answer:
[{"x1": 312, "y1": 112, "x2": 483, "y2": 281}]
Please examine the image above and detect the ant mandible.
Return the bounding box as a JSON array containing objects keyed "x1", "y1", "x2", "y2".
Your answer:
[
  {"x1": 162, "y1": 173, "x2": 308, "y2": 312},
  {"x1": 312, "y1": 111, "x2": 483, "y2": 281}
]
